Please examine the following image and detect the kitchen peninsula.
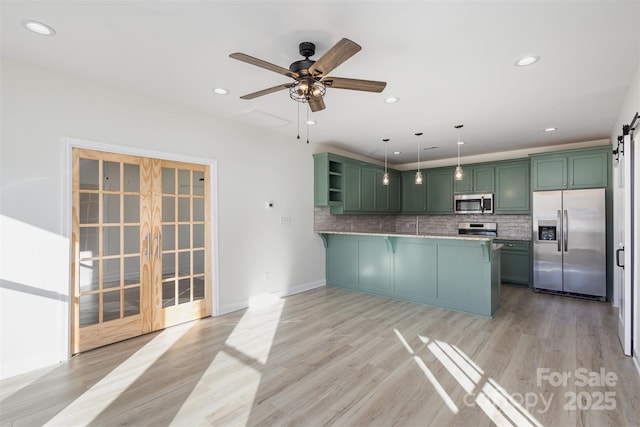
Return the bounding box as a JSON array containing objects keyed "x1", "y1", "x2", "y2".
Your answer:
[{"x1": 317, "y1": 231, "x2": 502, "y2": 317}]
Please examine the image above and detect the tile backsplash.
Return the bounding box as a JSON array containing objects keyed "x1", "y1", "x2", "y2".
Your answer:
[{"x1": 314, "y1": 207, "x2": 531, "y2": 240}]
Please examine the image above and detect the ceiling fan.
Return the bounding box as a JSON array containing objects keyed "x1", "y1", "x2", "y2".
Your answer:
[{"x1": 229, "y1": 38, "x2": 387, "y2": 112}]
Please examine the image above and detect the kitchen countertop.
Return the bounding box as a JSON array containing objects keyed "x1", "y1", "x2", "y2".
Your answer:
[{"x1": 316, "y1": 230, "x2": 494, "y2": 242}]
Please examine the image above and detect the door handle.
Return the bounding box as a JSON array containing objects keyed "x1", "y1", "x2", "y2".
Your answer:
[
  {"x1": 557, "y1": 210, "x2": 562, "y2": 252},
  {"x1": 155, "y1": 231, "x2": 161, "y2": 259},
  {"x1": 563, "y1": 210, "x2": 568, "y2": 252},
  {"x1": 144, "y1": 232, "x2": 151, "y2": 259},
  {"x1": 481, "y1": 196, "x2": 485, "y2": 213},
  {"x1": 616, "y1": 248, "x2": 625, "y2": 269}
]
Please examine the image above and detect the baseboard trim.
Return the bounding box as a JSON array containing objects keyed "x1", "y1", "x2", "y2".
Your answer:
[{"x1": 217, "y1": 280, "x2": 326, "y2": 316}]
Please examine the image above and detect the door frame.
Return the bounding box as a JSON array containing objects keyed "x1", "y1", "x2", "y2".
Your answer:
[{"x1": 62, "y1": 137, "x2": 220, "y2": 359}]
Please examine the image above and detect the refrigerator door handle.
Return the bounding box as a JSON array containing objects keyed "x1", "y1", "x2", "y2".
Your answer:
[
  {"x1": 563, "y1": 209, "x2": 568, "y2": 252},
  {"x1": 557, "y1": 210, "x2": 562, "y2": 252}
]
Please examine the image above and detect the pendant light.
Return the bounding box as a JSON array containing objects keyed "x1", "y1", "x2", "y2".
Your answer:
[
  {"x1": 454, "y1": 125, "x2": 465, "y2": 181},
  {"x1": 382, "y1": 138, "x2": 390, "y2": 186},
  {"x1": 415, "y1": 132, "x2": 423, "y2": 185}
]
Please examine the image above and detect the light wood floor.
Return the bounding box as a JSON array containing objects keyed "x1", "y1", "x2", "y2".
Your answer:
[{"x1": 2, "y1": 285, "x2": 639, "y2": 426}]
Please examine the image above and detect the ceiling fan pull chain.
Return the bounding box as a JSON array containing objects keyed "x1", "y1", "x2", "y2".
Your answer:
[
  {"x1": 296, "y1": 101, "x2": 300, "y2": 140},
  {"x1": 306, "y1": 106, "x2": 310, "y2": 144}
]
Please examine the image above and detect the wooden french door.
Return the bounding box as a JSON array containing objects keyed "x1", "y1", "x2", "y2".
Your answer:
[{"x1": 71, "y1": 148, "x2": 211, "y2": 354}]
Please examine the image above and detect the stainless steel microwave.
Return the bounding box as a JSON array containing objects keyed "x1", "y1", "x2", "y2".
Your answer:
[{"x1": 454, "y1": 193, "x2": 494, "y2": 214}]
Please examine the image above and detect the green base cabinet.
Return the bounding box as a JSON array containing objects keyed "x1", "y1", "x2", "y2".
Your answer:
[
  {"x1": 494, "y1": 239, "x2": 531, "y2": 286},
  {"x1": 530, "y1": 146, "x2": 610, "y2": 191},
  {"x1": 321, "y1": 232, "x2": 501, "y2": 317}
]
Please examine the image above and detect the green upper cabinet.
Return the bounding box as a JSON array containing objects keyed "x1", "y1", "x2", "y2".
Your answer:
[
  {"x1": 401, "y1": 170, "x2": 427, "y2": 213},
  {"x1": 426, "y1": 168, "x2": 454, "y2": 213},
  {"x1": 313, "y1": 153, "x2": 343, "y2": 206},
  {"x1": 530, "y1": 146, "x2": 610, "y2": 191},
  {"x1": 454, "y1": 165, "x2": 494, "y2": 194},
  {"x1": 315, "y1": 153, "x2": 400, "y2": 214},
  {"x1": 495, "y1": 160, "x2": 530, "y2": 214}
]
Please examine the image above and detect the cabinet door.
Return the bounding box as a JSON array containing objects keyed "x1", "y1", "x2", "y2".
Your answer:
[
  {"x1": 426, "y1": 169, "x2": 454, "y2": 213},
  {"x1": 568, "y1": 152, "x2": 608, "y2": 188},
  {"x1": 532, "y1": 156, "x2": 567, "y2": 190},
  {"x1": 473, "y1": 166, "x2": 495, "y2": 192},
  {"x1": 375, "y1": 169, "x2": 388, "y2": 211},
  {"x1": 454, "y1": 169, "x2": 473, "y2": 193},
  {"x1": 388, "y1": 171, "x2": 401, "y2": 212},
  {"x1": 501, "y1": 250, "x2": 531, "y2": 285},
  {"x1": 495, "y1": 162, "x2": 530, "y2": 213},
  {"x1": 401, "y1": 171, "x2": 427, "y2": 212},
  {"x1": 343, "y1": 164, "x2": 361, "y2": 212},
  {"x1": 360, "y1": 167, "x2": 377, "y2": 211}
]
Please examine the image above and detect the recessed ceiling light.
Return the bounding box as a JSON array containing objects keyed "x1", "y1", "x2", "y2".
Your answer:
[
  {"x1": 457, "y1": 141, "x2": 465, "y2": 145},
  {"x1": 22, "y1": 20, "x2": 56, "y2": 36},
  {"x1": 384, "y1": 97, "x2": 399, "y2": 104},
  {"x1": 393, "y1": 151, "x2": 401, "y2": 155},
  {"x1": 306, "y1": 120, "x2": 316, "y2": 125},
  {"x1": 516, "y1": 56, "x2": 540, "y2": 66},
  {"x1": 543, "y1": 127, "x2": 558, "y2": 132},
  {"x1": 213, "y1": 88, "x2": 229, "y2": 95}
]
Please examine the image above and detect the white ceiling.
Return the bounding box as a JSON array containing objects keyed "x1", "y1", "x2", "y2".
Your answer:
[{"x1": 2, "y1": 1, "x2": 639, "y2": 165}]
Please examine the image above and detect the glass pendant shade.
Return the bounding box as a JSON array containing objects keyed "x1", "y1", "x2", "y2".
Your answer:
[
  {"x1": 454, "y1": 166, "x2": 464, "y2": 181},
  {"x1": 382, "y1": 172, "x2": 390, "y2": 186},
  {"x1": 415, "y1": 170, "x2": 423, "y2": 185}
]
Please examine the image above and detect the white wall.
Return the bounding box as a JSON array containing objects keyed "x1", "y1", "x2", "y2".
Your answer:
[
  {"x1": 0, "y1": 59, "x2": 326, "y2": 379},
  {"x1": 610, "y1": 63, "x2": 640, "y2": 372}
]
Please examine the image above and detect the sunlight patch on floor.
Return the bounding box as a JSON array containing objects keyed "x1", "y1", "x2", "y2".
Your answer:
[
  {"x1": 43, "y1": 321, "x2": 198, "y2": 426},
  {"x1": 171, "y1": 294, "x2": 285, "y2": 426}
]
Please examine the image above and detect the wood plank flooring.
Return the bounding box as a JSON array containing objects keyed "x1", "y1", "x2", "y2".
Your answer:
[{"x1": 2, "y1": 285, "x2": 639, "y2": 426}]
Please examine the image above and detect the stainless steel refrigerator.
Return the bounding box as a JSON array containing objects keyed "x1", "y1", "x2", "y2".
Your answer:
[{"x1": 532, "y1": 188, "x2": 606, "y2": 299}]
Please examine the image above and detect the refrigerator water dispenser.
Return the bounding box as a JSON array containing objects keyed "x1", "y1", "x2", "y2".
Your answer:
[{"x1": 537, "y1": 220, "x2": 557, "y2": 241}]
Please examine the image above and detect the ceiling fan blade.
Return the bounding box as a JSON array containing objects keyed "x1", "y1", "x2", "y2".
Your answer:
[
  {"x1": 229, "y1": 52, "x2": 299, "y2": 79},
  {"x1": 239, "y1": 83, "x2": 293, "y2": 100},
  {"x1": 323, "y1": 77, "x2": 387, "y2": 93},
  {"x1": 308, "y1": 38, "x2": 361, "y2": 77},
  {"x1": 308, "y1": 96, "x2": 326, "y2": 112}
]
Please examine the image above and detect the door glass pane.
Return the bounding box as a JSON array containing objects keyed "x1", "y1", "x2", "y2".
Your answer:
[
  {"x1": 123, "y1": 256, "x2": 140, "y2": 285},
  {"x1": 103, "y1": 194, "x2": 120, "y2": 223},
  {"x1": 79, "y1": 193, "x2": 99, "y2": 224},
  {"x1": 178, "y1": 251, "x2": 190, "y2": 276},
  {"x1": 193, "y1": 276, "x2": 205, "y2": 301},
  {"x1": 178, "y1": 198, "x2": 190, "y2": 222},
  {"x1": 123, "y1": 163, "x2": 140, "y2": 192},
  {"x1": 79, "y1": 259, "x2": 99, "y2": 292},
  {"x1": 193, "y1": 224, "x2": 204, "y2": 248},
  {"x1": 162, "y1": 225, "x2": 175, "y2": 250},
  {"x1": 193, "y1": 250, "x2": 204, "y2": 275},
  {"x1": 124, "y1": 287, "x2": 140, "y2": 317},
  {"x1": 103, "y1": 290, "x2": 121, "y2": 322},
  {"x1": 79, "y1": 159, "x2": 99, "y2": 190},
  {"x1": 123, "y1": 195, "x2": 140, "y2": 223},
  {"x1": 193, "y1": 198, "x2": 204, "y2": 222},
  {"x1": 103, "y1": 226, "x2": 121, "y2": 256},
  {"x1": 178, "y1": 225, "x2": 190, "y2": 250},
  {"x1": 124, "y1": 226, "x2": 140, "y2": 254},
  {"x1": 162, "y1": 281, "x2": 175, "y2": 307},
  {"x1": 163, "y1": 253, "x2": 176, "y2": 279},
  {"x1": 103, "y1": 258, "x2": 120, "y2": 288},
  {"x1": 162, "y1": 168, "x2": 175, "y2": 194},
  {"x1": 162, "y1": 196, "x2": 175, "y2": 222},
  {"x1": 178, "y1": 278, "x2": 191, "y2": 304},
  {"x1": 178, "y1": 170, "x2": 190, "y2": 194},
  {"x1": 80, "y1": 294, "x2": 99, "y2": 327},
  {"x1": 103, "y1": 162, "x2": 121, "y2": 191},
  {"x1": 79, "y1": 227, "x2": 99, "y2": 258},
  {"x1": 193, "y1": 171, "x2": 204, "y2": 196}
]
